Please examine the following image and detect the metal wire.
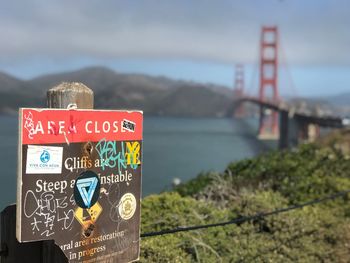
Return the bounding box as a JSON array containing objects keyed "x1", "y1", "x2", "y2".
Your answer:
[{"x1": 141, "y1": 189, "x2": 350, "y2": 238}]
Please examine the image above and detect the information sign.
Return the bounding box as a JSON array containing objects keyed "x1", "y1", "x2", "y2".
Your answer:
[{"x1": 16, "y1": 108, "x2": 143, "y2": 262}]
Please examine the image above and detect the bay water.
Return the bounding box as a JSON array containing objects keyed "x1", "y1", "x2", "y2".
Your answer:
[{"x1": 0, "y1": 116, "x2": 275, "y2": 210}]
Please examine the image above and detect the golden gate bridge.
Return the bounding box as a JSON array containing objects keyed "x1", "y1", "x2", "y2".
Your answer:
[{"x1": 232, "y1": 26, "x2": 349, "y2": 149}]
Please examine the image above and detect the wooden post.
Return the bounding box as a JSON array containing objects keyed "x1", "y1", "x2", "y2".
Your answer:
[
  {"x1": 47, "y1": 82, "x2": 93, "y2": 109},
  {"x1": 0, "y1": 82, "x2": 94, "y2": 263},
  {"x1": 0, "y1": 205, "x2": 43, "y2": 263}
]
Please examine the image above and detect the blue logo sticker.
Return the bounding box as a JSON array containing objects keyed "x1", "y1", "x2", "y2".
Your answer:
[
  {"x1": 40, "y1": 150, "x2": 50, "y2": 163},
  {"x1": 74, "y1": 171, "x2": 101, "y2": 209},
  {"x1": 76, "y1": 178, "x2": 98, "y2": 208}
]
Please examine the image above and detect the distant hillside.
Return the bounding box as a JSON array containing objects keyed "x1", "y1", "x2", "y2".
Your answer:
[
  {"x1": 320, "y1": 92, "x2": 350, "y2": 117},
  {"x1": 324, "y1": 91, "x2": 350, "y2": 107},
  {"x1": 0, "y1": 72, "x2": 40, "y2": 114},
  {"x1": 0, "y1": 67, "x2": 233, "y2": 117},
  {"x1": 0, "y1": 72, "x2": 23, "y2": 91}
]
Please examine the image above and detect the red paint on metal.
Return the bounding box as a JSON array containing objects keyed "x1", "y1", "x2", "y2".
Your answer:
[
  {"x1": 21, "y1": 109, "x2": 143, "y2": 145},
  {"x1": 258, "y1": 26, "x2": 279, "y2": 138}
]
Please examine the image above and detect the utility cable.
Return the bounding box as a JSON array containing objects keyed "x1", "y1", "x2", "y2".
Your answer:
[{"x1": 141, "y1": 189, "x2": 350, "y2": 238}]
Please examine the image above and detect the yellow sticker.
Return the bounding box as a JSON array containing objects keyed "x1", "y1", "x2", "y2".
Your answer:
[{"x1": 74, "y1": 202, "x2": 103, "y2": 227}]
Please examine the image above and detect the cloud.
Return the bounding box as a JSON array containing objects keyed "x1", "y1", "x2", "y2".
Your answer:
[{"x1": 1, "y1": 0, "x2": 350, "y2": 67}]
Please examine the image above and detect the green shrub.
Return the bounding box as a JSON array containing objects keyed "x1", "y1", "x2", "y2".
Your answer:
[
  {"x1": 174, "y1": 172, "x2": 215, "y2": 197},
  {"x1": 140, "y1": 142, "x2": 350, "y2": 262}
]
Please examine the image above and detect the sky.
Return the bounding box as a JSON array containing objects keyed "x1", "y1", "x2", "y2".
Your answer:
[{"x1": 1, "y1": 0, "x2": 350, "y2": 96}]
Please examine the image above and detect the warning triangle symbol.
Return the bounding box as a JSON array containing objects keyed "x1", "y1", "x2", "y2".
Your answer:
[
  {"x1": 82, "y1": 209, "x2": 91, "y2": 221},
  {"x1": 76, "y1": 177, "x2": 98, "y2": 208}
]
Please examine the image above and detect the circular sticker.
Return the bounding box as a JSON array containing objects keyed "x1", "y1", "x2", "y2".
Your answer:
[
  {"x1": 119, "y1": 193, "x2": 137, "y2": 220},
  {"x1": 74, "y1": 170, "x2": 100, "y2": 209}
]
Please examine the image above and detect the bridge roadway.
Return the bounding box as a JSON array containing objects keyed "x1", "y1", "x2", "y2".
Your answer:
[
  {"x1": 239, "y1": 96, "x2": 349, "y2": 129},
  {"x1": 236, "y1": 96, "x2": 349, "y2": 149}
]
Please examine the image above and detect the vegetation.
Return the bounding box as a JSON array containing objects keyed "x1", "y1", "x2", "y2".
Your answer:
[{"x1": 140, "y1": 133, "x2": 350, "y2": 262}]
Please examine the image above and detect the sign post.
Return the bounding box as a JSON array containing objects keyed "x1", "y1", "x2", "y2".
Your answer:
[{"x1": 15, "y1": 82, "x2": 143, "y2": 262}]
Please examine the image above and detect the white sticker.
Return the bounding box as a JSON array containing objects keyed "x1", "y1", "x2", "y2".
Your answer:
[
  {"x1": 118, "y1": 193, "x2": 137, "y2": 220},
  {"x1": 26, "y1": 145, "x2": 63, "y2": 174}
]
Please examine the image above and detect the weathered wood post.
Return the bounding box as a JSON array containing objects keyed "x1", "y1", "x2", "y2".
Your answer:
[
  {"x1": 43, "y1": 83, "x2": 94, "y2": 262},
  {"x1": 47, "y1": 82, "x2": 94, "y2": 109},
  {"x1": 0, "y1": 82, "x2": 93, "y2": 263}
]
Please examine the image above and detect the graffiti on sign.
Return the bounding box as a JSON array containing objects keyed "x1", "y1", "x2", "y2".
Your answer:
[{"x1": 17, "y1": 109, "x2": 143, "y2": 262}]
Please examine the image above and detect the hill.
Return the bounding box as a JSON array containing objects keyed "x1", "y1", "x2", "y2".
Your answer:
[
  {"x1": 323, "y1": 91, "x2": 350, "y2": 117},
  {"x1": 0, "y1": 67, "x2": 233, "y2": 117},
  {"x1": 325, "y1": 91, "x2": 350, "y2": 107}
]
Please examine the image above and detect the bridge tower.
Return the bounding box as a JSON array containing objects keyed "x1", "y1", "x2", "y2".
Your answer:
[
  {"x1": 233, "y1": 64, "x2": 245, "y2": 118},
  {"x1": 258, "y1": 26, "x2": 279, "y2": 139}
]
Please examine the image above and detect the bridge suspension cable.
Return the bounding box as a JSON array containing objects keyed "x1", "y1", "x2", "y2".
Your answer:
[{"x1": 279, "y1": 36, "x2": 299, "y2": 98}]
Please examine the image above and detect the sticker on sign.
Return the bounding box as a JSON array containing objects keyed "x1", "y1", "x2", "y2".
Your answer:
[
  {"x1": 16, "y1": 108, "x2": 143, "y2": 263},
  {"x1": 122, "y1": 119, "x2": 136, "y2": 132},
  {"x1": 26, "y1": 145, "x2": 63, "y2": 174}
]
